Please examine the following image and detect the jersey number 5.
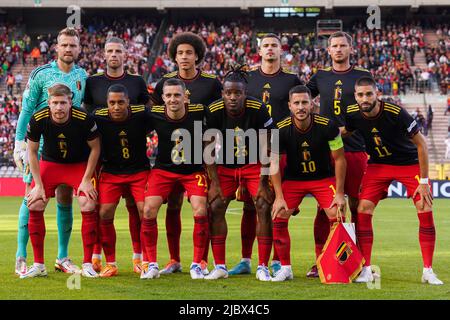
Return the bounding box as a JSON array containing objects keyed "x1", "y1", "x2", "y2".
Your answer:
[{"x1": 333, "y1": 100, "x2": 341, "y2": 115}]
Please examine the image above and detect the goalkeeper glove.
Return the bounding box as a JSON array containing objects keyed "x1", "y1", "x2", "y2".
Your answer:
[{"x1": 13, "y1": 140, "x2": 27, "y2": 172}]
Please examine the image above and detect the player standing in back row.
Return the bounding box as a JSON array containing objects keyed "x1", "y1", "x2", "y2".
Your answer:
[
  {"x1": 230, "y1": 33, "x2": 303, "y2": 276},
  {"x1": 150, "y1": 32, "x2": 222, "y2": 275},
  {"x1": 305, "y1": 31, "x2": 373, "y2": 277},
  {"x1": 83, "y1": 37, "x2": 151, "y2": 274}
]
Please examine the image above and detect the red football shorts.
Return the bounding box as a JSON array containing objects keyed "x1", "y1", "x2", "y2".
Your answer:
[
  {"x1": 359, "y1": 163, "x2": 426, "y2": 205},
  {"x1": 282, "y1": 177, "x2": 336, "y2": 211},
  {"x1": 236, "y1": 155, "x2": 286, "y2": 202},
  {"x1": 145, "y1": 169, "x2": 207, "y2": 199},
  {"x1": 343, "y1": 151, "x2": 368, "y2": 199},
  {"x1": 34, "y1": 160, "x2": 87, "y2": 198},
  {"x1": 98, "y1": 170, "x2": 149, "y2": 204},
  {"x1": 217, "y1": 164, "x2": 262, "y2": 199}
]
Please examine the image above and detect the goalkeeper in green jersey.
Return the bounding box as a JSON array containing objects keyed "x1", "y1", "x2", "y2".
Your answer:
[{"x1": 13, "y1": 27, "x2": 88, "y2": 276}]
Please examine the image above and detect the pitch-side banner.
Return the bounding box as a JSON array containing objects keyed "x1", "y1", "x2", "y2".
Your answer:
[{"x1": 389, "y1": 180, "x2": 450, "y2": 199}]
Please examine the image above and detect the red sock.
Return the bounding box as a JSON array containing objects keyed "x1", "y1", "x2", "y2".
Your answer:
[
  {"x1": 356, "y1": 213, "x2": 373, "y2": 266},
  {"x1": 100, "y1": 218, "x2": 116, "y2": 263},
  {"x1": 141, "y1": 218, "x2": 158, "y2": 263},
  {"x1": 314, "y1": 208, "x2": 330, "y2": 258},
  {"x1": 29, "y1": 210, "x2": 45, "y2": 264},
  {"x1": 273, "y1": 218, "x2": 290, "y2": 265},
  {"x1": 193, "y1": 216, "x2": 209, "y2": 264},
  {"x1": 93, "y1": 204, "x2": 102, "y2": 256},
  {"x1": 81, "y1": 211, "x2": 98, "y2": 264},
  {"x1": 127, "y1": 205, "x2": 141, "y2": 255},
  {"x1": 241, "y1": 207, "x2": 256, "y2": 259},
  {"x1": 165, "y1": 208, "x2": 181, "y2": 262},
  {"x1": 418, "y1": 211, "x2": 436, "y2": 268},
  {"x1": 210, "y1": 235, "x2": 226, "y2": 265},
  {"x1": 201, "y1": 207, "x2": 212, "y2": 262},
  {"x1": 257, "y1": 236, "x2": 273, "y2": 266}
]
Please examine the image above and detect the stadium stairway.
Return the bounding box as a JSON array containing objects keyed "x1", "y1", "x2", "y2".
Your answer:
[
  {"x1": 0, "y1": 57, "x2": 43, "y2": 96},
  {"x1": 401, "y1": 94, "x2": 449, "y2": 179},
  {"x1": 423, "y1": 30, "x2": 440, "y2": 47}
]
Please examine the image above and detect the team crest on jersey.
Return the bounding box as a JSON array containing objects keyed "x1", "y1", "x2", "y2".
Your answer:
[
  {"x1": 335, "y1": 80, "x2": 343, "y2": 85},
  {"x1": 76, "y1": 81, "x2": 81, "y2": 91},
  {"x1": 185, "y1": 89, "x2": 191, "y2": 104},
  {"x1": 263, "y1": 83, "x2": 271, "y2": 89},
  {"x1": 302, "y1": 150, "x2": 311, "y2": 161},
  {"x1": 336, "y1": 241, "x2": 353, "y2": 265},
  {"x1": 373, "y1": 135, "x2": 382, "y2": 146},
  {"x1": 262, "y1": 90, "x2": 270, "y2": 104},
  {"x1": 334, "y1": 86, "x2": 342, "y2": 100}
]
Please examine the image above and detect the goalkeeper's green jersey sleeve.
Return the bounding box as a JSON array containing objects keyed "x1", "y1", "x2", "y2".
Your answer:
[{"x1": 16, "y1": 60, "x2": 88, "y2": 141}]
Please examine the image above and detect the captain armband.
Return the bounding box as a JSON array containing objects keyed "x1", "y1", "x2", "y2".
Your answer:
[{"x1": 328, "y1": 134, "x2": 344, "y2": 151}]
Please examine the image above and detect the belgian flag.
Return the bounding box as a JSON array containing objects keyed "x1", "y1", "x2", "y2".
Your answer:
[{"x1": 317, "y1": 221, "x2": 365, "y2": 284}]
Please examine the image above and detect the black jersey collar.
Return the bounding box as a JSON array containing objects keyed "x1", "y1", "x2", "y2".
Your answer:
[
  {"x1": 292, "y1": 114, "x2": 313, "y2": 133},
  {"x1": 332, "y1": 65, "x2": 354, "y2": 74},
  {"x1": 50, "y1": 108, "x2": 72, "y2": 127},
  {"x1": 360, "y1": 100, "x2": 384, "y2": 120},
  {"x1": 105, "y1": 71, "x2": 126, "y2": 80},
  {"x1": 165, "y1": 103, "x2": 189, "y2": 122},
  {"x1": 108, "y1": 106, "x2": 131, "y2": 122},
  {"x1": 177, "y1": 69, "x2": 201, "y2": 83},
  {"x1": 225, "y1": 103, "x2": 246, "y2": 119},
  {"x1": 258, "y1": 66, "x2": 282, "y2": 77}
]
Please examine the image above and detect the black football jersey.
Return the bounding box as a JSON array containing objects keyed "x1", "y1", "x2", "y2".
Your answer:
[
  {"x1": 277, "y1": 114, "x2": 341, "y2": 181},
  {"x1": 84, "y1": 72, "x2": 150, "y2": 113},
  {"x1": 247, "y1": 67, "x2": 302, "y2": 123},
  {"x1": 345, "y1": 101, "x2": 419, "y2": 165},
  {"x1": 205, "y1": 97, "x2": 274, "y2": 168},
  {"x1": 27, "y1": 107, "x2": 98, "y2": 163},
  {"x1": 307, "y1": 65, "x2": 372, "y2": 152},
  {"x1": 149, "y1": 104, "x2": 205, "y2": 174},
  {"x1": 93, "y1": 105, "x2": 152, "y2": 174},
  {"x1": 151, "y1": 70, "x2": 222, "y2": 106}
]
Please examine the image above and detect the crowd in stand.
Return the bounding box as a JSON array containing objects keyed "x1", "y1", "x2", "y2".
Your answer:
[
  {"x1": 150, "y1": 20, "x2": 257, "y2": 83},
  {"x1": 1, "y1": 18, "x2": 449, "y2": 166},
  {"x1": 424, "y1": 24, "x2": 449, "y2": 95},
  {"x1": 35, "y1": 18, "x2": 158, "y2": 77},
  {"x1": 0, "y1": 94, "x2": 19, "y2": 166},
  {"x1": 0, "y1": 22, "x2": 31, "y2": 87}
]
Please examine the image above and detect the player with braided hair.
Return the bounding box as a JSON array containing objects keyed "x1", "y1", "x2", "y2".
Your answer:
[{"x1": 204, "y1": 66, "x2": 275, "y2": 281}]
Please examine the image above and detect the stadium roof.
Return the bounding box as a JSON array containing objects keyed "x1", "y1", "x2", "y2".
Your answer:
[{"x1": 1, "y1": 0, "x2": 448, "y2": 9}]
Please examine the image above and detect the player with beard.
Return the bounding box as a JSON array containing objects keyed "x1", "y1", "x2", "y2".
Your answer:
[
  {"x1": 305, "y1": 32, "x2": 372, "y2": 277},
  {"x1": 151, "y1": 32, "x2": 222, "y2": 275},
  {"x1": 13, "y1": 28, "x2": 88, "y2": 276},
  {"x1": 342, "y1": 77, "x2": 442, "y2": 285},
  {"x1": 230, "y1": 33, "x2": 303, "y2": 276},
  {"x1": 270, "y1": 85, "x2": 346, "y2": 281},
  {"x1": 83, "y1": 37, "x2": 151, "y2": 274}
]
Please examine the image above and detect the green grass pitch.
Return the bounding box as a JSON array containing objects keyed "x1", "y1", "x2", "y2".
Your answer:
[{"x1": 0, "y1": 196, "x2": 449, "y2": 300}]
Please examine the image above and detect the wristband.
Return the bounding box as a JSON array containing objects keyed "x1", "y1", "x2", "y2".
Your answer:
[{"x1": 419, "y1": 178, "x2": 429, "y2": 185}]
